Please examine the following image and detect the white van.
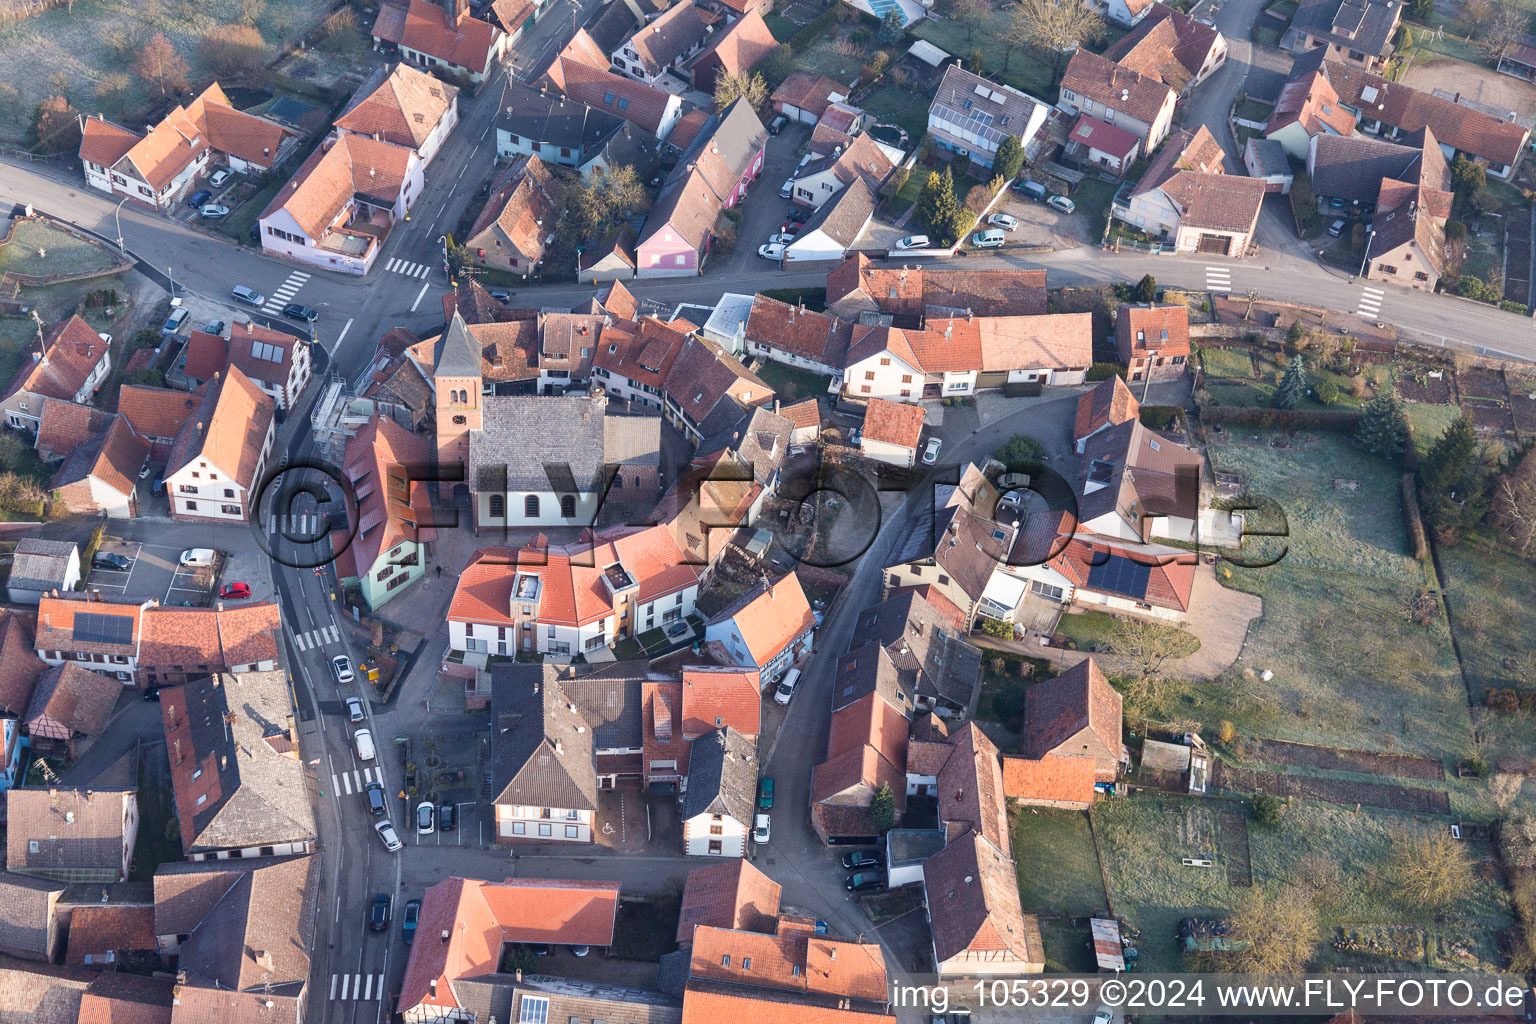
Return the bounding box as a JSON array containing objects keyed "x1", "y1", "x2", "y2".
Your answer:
[
  {"x1": 773, "y1": 668, "x2": 801, "y2": 706},
  {"x1": 354, "y1": 728, "x2": 376, "y2": 762}
]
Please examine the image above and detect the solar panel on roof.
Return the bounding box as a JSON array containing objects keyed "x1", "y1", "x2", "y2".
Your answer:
[
  {"x1": 73, "y1": 611, "x2": 133, "y2": 646},
  {"x1": 1086, "y1": 555, "x2": 1152, "y2": 600}
]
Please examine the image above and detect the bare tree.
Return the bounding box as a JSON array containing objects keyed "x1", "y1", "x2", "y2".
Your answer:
[
  {"x1": 1104, "y1": 615, "x2": 1191, "y2": 700},
  {"x1": 1229, "y1": 887, "x2": 1322, "y2": 973},
  {"x1": 714, "y1": 70, "x2": 769, "y2": 114},
  {"x1": 137, "y1": 31, "x2": 189, "y2": 96},
  {"x1": 1387, "y1": 826, "x2": 1474, "y2": 910},
  {"x1": 1474, "y1": 0, "x2": 1526, "y2": 60},
  {"x1": 199, "y1": 24, "x2": 267, "y2": 86},
  {"x1": 1011, "y1": 0, "x2": 1104, "y2": 75},
  {"x1": 950, "y1": 0, "x2": 989, "y2": 45},
  {"x1": 1491, "y1": 446, "x2": 1536, "y2": 558},
  {"x1": 94, "y1": 72, "x2": 135, "y2": 119}
]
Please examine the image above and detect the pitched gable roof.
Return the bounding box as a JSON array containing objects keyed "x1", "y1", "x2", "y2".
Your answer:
[
  {"x1": 681, "y1": 667, "x2": 761, "y2": 737},
  {"x1": 936, "y1": 722, "x2": 1007, "y2": 848},
  {"x1": 35, "y1": 399, "x2": 110, "y2": 461},
  {"x1": 166, "y1": 365, "x2": 274, "y2": 490},
  {"x1": 1074, "y1": 373, "x2": 1140, "y2": 440},
  {"x1": 25, "y1": 664, "x2": 120, "y2": 740},
  {"x1": 490, "y1": 664, "x2": 598, "y2": 811},
  {"x1": 1062, "y1": 49, "x2": 1174, "y2": 127},
  {"x1": 466, "y1": 153, "x2": 560, "y2": 263},
  {"x1": 342, "y1": 412, "x2": 434, "y2": 575},
  {"x1": 676, "y1": 860, "x2": 781, "y2": 945},
  {"x1": 0, "y1": 612, "x2": 44, "y2": 715},
  {"x1": 335, "y1": 62, "x2": 458, "y2": 152},
  {"x1": 680, "y1": 726, "x2": 756, "y2": 823},
  {"x1": 690, "y1": 8, "x2": 776, "y2": 89},
  {"x1": 920, "y1": 831, "x2": 1033, "y2": 964},
  {"x1": 6, "y1": 788, "x2": 132, "y2": 876},
  {"x1": 259, "y1": 132, "x2": 416, "y2": 241},
  {"x1": 372, "y1": 0, "x2": 503, "y2": 74},
  {"x1": 770, "y1": 72, "x2": 845, "y2": 120},
  {"x1": 1105, "y1": 2, "x2": 1223, "y2": 92},
  {"x1": 862, "y1": 397, "x2": 923, "y2": 450},
  {"x1": 51, "y1": 415, "x2": 147, "y2": 500},
  {"x1": 1116, "y1": 302, "x2": 1191, "y2": 357},
  {"x1": 624, "y1": 0, "x2": 711, "y2": 74},
  {"x1": 558, "y1": 60, "x2": 678, "y2": 135},
  {"x1": 2, "y1": 315, "x2": 107, "y2": 406},
  {"x1": 706, "y1": 572, "x2": 815, "y2": 667},
  {"x1": 1023, "y1": 657, "x2": 1123, "y2": 761},
  {"x1": 1001, "y1": 752, "x2": 1097, "y2": 804}
]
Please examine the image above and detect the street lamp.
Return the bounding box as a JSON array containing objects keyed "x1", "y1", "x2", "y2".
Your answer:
[
  {"x1": 113, "y1": 198, "x2": 128, "y2": 252},
  {"x1": 1357, "y1": 228, "x2": 1375, "y2": 280}
]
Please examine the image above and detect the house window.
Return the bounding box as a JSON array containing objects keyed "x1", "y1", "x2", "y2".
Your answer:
[
  {"x1": 539, "y1": 823, "x2": 552, "y2": 836},
  {"x1": 709, "y1": 823, "x2": 723, "y2": 835},
  {"x1": 938, "y1": 574, "x2": 950, "y2": 586},
  {"x1": 1379, "y1": 264, "x2": 1397, "y2": 275},
  {"x1": 223, "y1": 489, "x2": 234, "y2": 498},
  {"x1": 1031, "y1": 580, "x2": 1065, "y2": 601},
  {"x1": 220, "y1": 504, "x2": 241, "y2": 515},
  {"x1": 513, "y1": 822, "x2": 525, "y2": 834},
  {"x1": 565, "y1": 825, "x2": 579, "y2": 837},
  {"x1": 490, "y1": 495, "x2": 505, "y2": 518},
  {"x1": 864, "y1": 371, "x2": 875, "y2": 380},
  {"x1": 879, "y1": 358, "x2": 891, "y2": 365},
  {"x1": 1415, "y1": 271, "x2": 1429, "y2": 281},
  {"x1": 185, "y1": 501, "x2": 198, "y2": 511},
  {"x1": 708, "y1": 839, "x2": 722, "y2": 854},
  {"x1": 547, "y1": 625, "x2": 556, "y2": 638},
  {"x1": 27, "y1": 841, "x2": 37, "y2": 853},
  {"x1": 525, "y1": 494, "x2": 540, "y2": 517},
  {"x1": 674, "y1": 254, "x2": 686, "y2": 266},
  {"x1": 560, "y1": 494, "x2": 576, "y2": 518},
  {"x1": 860, "y1": 385, "x2": 870, "y2": 393},
  {"x1": 901, "y1": 374, "x2": 912, "y2": 383}
]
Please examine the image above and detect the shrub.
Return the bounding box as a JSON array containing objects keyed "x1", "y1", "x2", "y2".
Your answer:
[
  {"x1": 1313, "y1": 378, "x2": 1339, "y2": 404},
  {"x1": 1456, "y1": 275, "x2": 1500, "y2": 303},
  {"x1": 1251, "y1": 793, "x2": 1283, "y2": 826},
  {"x1": 1502, "y1": 300, "x2": 1529, "y2": 315},
  {"x1": 1401, "y1": 472, "x2": 1427, "y2": 559},
  {"x1": 978, "y1": 617, "x2": 1014, "y2": 639},
  {"x1": 994, "y1": 433, "x2": 1044, "y2": 473},
  {"x1": 1201, "y1": 405, "x2": 1362, "y2": 431},
  {"x1": 1218, "y1": 720, "x2": 1236, "y2": 744},
  {"x1": 1087, "y1": 362, "x2": 1127, "y2": 381},
  {"x1": 323, "y1": 5, "x2": 358, "y2": 35},
  {"x1": 1139, "y1": 405, "x2": 1183, "y2": 430},
  {"x1": 131, "y1": 329, "x2": 162, "y2": 350}
]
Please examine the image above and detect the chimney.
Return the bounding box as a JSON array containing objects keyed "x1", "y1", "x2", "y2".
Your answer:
[
  {"x1": 440, "y1": 930, "x2": 450, "y2": 944},
  {"x1": 830, "y1": 948, "x2": 836, "y2": 961},
  {"x1": 247, "y1": 321, "x2": 254, "y2": 333},
  {"x1": 254, "y1": 950, "x2": 275, "y2": 972},
  {"x1": 554, "y1": 739, "x2": 564, "y2": 755}
]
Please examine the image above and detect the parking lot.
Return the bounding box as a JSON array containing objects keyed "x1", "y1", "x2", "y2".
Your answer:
[{"x1": 82, "y1": 539, "x2": 273, "y2": 608}]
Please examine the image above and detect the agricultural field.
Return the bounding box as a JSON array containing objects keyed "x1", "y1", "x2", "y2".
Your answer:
[
  {"x1": 1095, "y1": 797, "x2": 1511, "y2": 972},
  {"x1": 0, "y1": 0, "x2": 334, "y2": 141}
]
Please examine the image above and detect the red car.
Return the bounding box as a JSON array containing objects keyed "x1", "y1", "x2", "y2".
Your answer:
[{"x1": 219, "y1": 582, "x2": 251, "y2": 599}]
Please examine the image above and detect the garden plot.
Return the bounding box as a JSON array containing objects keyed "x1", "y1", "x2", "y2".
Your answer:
[
  {"x1": 1244, "y1": 737, "x2": 1444, "y2": 780},
  {"x1": 1012, "y1": 807, "x2": 1106, "y2": 915},
  {"x1": 1394, "y1": 363, "x2": 1456, "y2": 405},
  {"x1": 1098, "y1": 796, "x2": 1512, "y2": 973}
]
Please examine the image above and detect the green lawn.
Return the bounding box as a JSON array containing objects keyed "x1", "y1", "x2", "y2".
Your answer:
[
  {"x1": 0, "y1": 317, "x2": 39, "y2": 400},
  {"x1": 1438, "y1": 538, "x2": 1536, "y2": 698},
  {"x1": 1200, "y1": 346, "x2": 1256, "y2": 379},
  {"x1": 753, "y1": 356, "x2": 833, "y2": 403},
  {"x1": 975, "y1": 649, "x2": 1053, "y2": 736},
  {"x1": 764, "y1": 11, "x2": 799, "y2": 41},
  {"x1": 1013, "y1": 807, "x2": 1106, "y2": 914},
  {"x1": 1054, "y1": 609, "x2": 1121, "y2": 649},
  {"x1": 1097, "y1": 796, "x2": 1511, "y2": 972},
  {"x1": 1405, "y1": 402, "x2": 1462, "y2": 453},
  {"x1": 0, "y1": 218, "x2": 124, "y2": 277},
  {"x1": 912, "y1": 16, "x2": 1055, "y2": 98},
  {"x1": 1069, "y1": 178, "x2": 1118, "y2": 235},
  {"x1": 860, "y1": 83, "x2": 932, "y2": 143},
  {"x1": 1234, "y1": 97, "x2": 1274, "y2": 123}
]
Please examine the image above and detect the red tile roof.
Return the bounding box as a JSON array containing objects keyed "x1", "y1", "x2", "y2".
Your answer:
[
  {"x1": 1074, "y1": 374, "x2": 1140, "y2": 440},
  {"x1": 643, "y1": 679, "x2": 691, "y2": 779},
  {"x1": 937, "y1": 722, "x2": 1008, "y2": 851},
  {"x1": 860, "y1": 397, "x2": 923, "y2": 450},
  {"x1": 466, "y1": 154, "x2": 560, "y2": 264},
  {"x1": 1001, "y1": 752, "x2": 1097, "y2": 804},
  {"x1": 181, "y1": 331, "x2": 228, "y2": 382},
  {"x1": 226, "y1": 321, "x2": 303, "y2": 389},
  {"x1": 1116, "y1": 302, "x2": 1191, "y2": 358},
  {"x1": 770, "y1": 72, "x2": 845, "y2": 121},
  {"x1": 1105, "y1": 2, "x2": 1223, "y2": 92},
  {"x1": 921, "y1": 831, "x2": 1032, "y2": 964},
  {"x1": 259, "y1": 133, "x2": 416, "y2": 241},
  {"x1": 690, "y1": 8, "x2": 777, "y2": 91},
  {"x1": 681, "y1": 666, "x2": 762, "y2": 738},
  {"x1": 708, "y1": 572, "x2": 816, "y2": 667},
  {"x1": 978, "y1": 313, "x2": 1093, "y2": 370},
  {"x1": 399, "y1": 877, "x2": 621, "y2": 1014},
  {"x1": 342, "y1": 413, "x2": 435, "y2": 577},
  {"x1": 77, "y1": 973, "x2": 173, "y2": 1024},
  {"x1": 77, "y1": 117, "x2": 140, "y2": 170},
  {"x1": 743, "y1": 295, "x2": 851, "y2": 367},
  {"x1": 2, "y1": 315, "x2": 108, "y2": 405},
  {"x1": 1265, "y1": 68, "x2": 1356, "y2": 139},
  {"x1": 1063, "y1": 49, "x2": 1175, "y2": 129},
  {"x1": 66, "y1": 905, "x2": 158, "y2": 964},
  {"x1": 117, "y1": 385, "x2": 199, "y2": 442},
  {"x1": 36, "y1": 398, "x2": 109, "y2": 460},
  {"x1": 335, "y1": 62, "x2": 458, "y2": 152},
  {"x1": 676, "y1": 859, "x2": 781, "y2": 945},
  {"x1": 372, "y1": 0, "x2": 504, "y2": 74},
  {"x1": 167, "y1": 365, "x2": 273, "y2": 491},
  {"x1": 1068, "y1": 113, "x2": 1141, "y2": 160},
  {"x1": 1022, "y1": 657, "x2": 1124, "y2": 763},
  {"x1": 0, "y1": 611, "x2": 44, "y2": 714},
  {"x1": 687, "y1": 919, "x2": 889, "y2": 1002},
  {"x1": 681, "y1": 989, "x2": 895, "y2": 1024},
  {"x1": 559, "y1": 61, "x2": 677, "y2": 135}
]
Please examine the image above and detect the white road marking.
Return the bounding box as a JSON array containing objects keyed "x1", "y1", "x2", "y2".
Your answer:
[
  {"x1": 330, "y1": 974, "x2": 338, "y2": 1000},
  {"x1": 1204, "y1": 265, "x2": 1232, "y2": 293},
  {"x1": 411, "y1": 280, "x2": 430, "y2": 311},
  {"x1": 364, "y1": 975, "x2": 373, "y2": 1000}
]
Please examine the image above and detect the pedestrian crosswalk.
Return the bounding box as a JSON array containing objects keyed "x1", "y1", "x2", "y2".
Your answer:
[
  {"x1": 330, "y1": 972, "x2": 386, "y2": 1001},
  {"x1": 293, "y1": 624, "x2": 341, "y2": 651},
  {"x1": 268, "y1": 511, "x2": 325, "y2": 537},
  {"x1": 1204, "y1": 265, "x2": 1232, "y2": 293},
  {"x1": 1356, "y1": 285, "x2": 1385, "y2": 319},
  {"x1": 331, "y1": 765, "x2": 383, "y2": 796},
  {"x1": 261, "y1": 270, "x2": 310, "y2": 314},
  {"x1": 385, "y1": 257, "x2": 432, "y2": 279}
]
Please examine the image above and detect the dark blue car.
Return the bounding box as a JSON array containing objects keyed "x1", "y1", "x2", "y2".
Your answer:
[{"x1": 186, "y1": 189, "x2": 211, "y2": 209}]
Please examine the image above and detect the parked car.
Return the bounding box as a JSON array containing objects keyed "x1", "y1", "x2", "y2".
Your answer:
[
  {"x1": 369, "y1": 894, "x2": 391, "y2": 931},
  {"x1": 374, "y1": 819, "x2": 403, "y2": 852},
  {"x1": 416, "y1": 801, "x2": 436, "y2": 835},
  {"x1": 488, "y1": 289, "x2": 511, "y2": 304},
  {"x1": 91, "y1": 552, "x2": 130, "y2": 572},
  {"x1": 848, "y1": 426, "x2": 862, "y2": 446},
  {"x1": 346, "y1": 697, "x2": 365, "y2": 724},
  {"x1": 842, "y1": 849, "x2": 883, "y2": 870},
  {"x1": 209, "y1": 169, "x2": 233, "y2": 189},
  {"x1": 758, "y1": 242, "x2": 786, "y2": 261},
  {"x1": 370, "y1": 822, "x2": 399, "y2": 853},
  {"x1": 752, "y1": 813, "x2": 771, "y2": 844},
  {"x1": 922, "y1": 437, "x2": 943, "y2": 465},
  {"x1": 438, "y1": 802, "x2": 456, "y2": 832},
  {"x1": 143, "y1": 687, "x2": 162, "y2": 702},
  {"x1": 1014, "y1": 179, "x2": 1047, "y2": 200},
  {"x1": 665, "y1": 620, "x2": 691, "y2": 640},
  {"x1": 894, "y1": 234, "x2": 929, "y2": 250},
  {"x1": 139, "y1": 461, "x2": 152, "y2": 479},
  {"x1": 845, "y1": 871, "x2": 884, "y2": 892},
  {"x1": 970, "y1": 228, "x2": 1006, "y2": 248},
  {"x1": 768, "y1": 232, "x2": 797, "y2": 246},
  {"x1": 1045, "y1": 195, "x2": 1075, "y2": 215},
  {"x1": 768, "y1": 114, "x2": 788, "y2": 135},
  {"x1": 354, "y1": 728, "x2": 376, "y2": 762},
  {"x1": 218, "y1": 582, "x2": 250, "y2": 599},
  {"x1": 570, "y1": 945, "x2": 590, "y2": 957},
  {"x1": 773, "y1": 667, "x2": 800, "y2": 706},
  {"x1": 1328, "y1": 218, "x2": 1347, "y2": 237},
  {"x1": 204, "y1": 320, "x2": 226, "y2": 336},
  {"x1": 758, "y1": 777, "x2": 774, "y2": 810},
  {"x1": 786, "y1": 207, "x2": 810, "y2": 224},
  {"x1": 526, "y1": 944, "x2": 551, "y2": 957},
  {"x1": 987, "y1": 213, "x2": 1019, "y2": 231},
  {"x1": 402, "y1": 899, "x2": 420, "y2": 944},
  {"x1": 282, "y1": 302, "x2": 318, "y2": 323},
  {"x1": 332, "y1": 655, "x2": 355, "y2": 684},
  {"x1": 199, "y1": 204, "x2": 230, "y2": 220},
  {"x1": 365, "y1": 781, "x2": 387, "y2": 816},
  {"x1": 162, "y1": 306, "x2": 190, "y2": 334},
  {"x1": 186, "y1": 189, "x2": 212, "y2": 209},
  {"x1": 179, "y1": 548, "x2": 216, "y2": 567},
  {"x1": 231, "y1": 285, "x2": 265, "y2": 307},
  {"x1": 779, "y1": 178, "x2": 795, "y2": 199}
]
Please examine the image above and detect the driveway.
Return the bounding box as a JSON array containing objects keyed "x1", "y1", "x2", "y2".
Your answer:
[{"x1": 714, "y1": 123, "x2": 814, "y2": 276}]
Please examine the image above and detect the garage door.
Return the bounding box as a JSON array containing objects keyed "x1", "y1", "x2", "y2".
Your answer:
[{"x1": 1197, "y1": 233, "x2": 1232, "y2": 255}]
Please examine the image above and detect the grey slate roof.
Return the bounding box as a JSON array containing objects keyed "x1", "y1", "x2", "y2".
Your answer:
[
  {"x1": 561, "y1": 673, "x2": 644, "y2": 750},
  {"x1": 497, "y1": 79, "x2": 630, "y2": 155},
  {"x1": 680, "y1": 726, "x2": 756, "y2": 823},
  {"x1": 794, "y1": 177, "x2": 875, "y2": 249},
  {"x1": 8, "y1": 540, "x2": 76, "y2": 592},
  {"x1": 585, "y1": 0, "x2": 643, "y2": 51},
  {"x1": 0, "y1": 872, "x2": 63, "y2": 959},
  {"x1": 1245, "y1": 137, "x2": 1290, "y2": 177},
  {"x1": 459, "y1": 975, "x2": 682, "y2": 1024},
  {"x1": 1291, "y1": 0, "x2": 1400, "y2": 60},
  {"x1": 470, "y1": 394, "x2": 612, "y2": 493},
  {"x1": 831, "y1": 642, "x2": 910, "y2": 715},
  {"x1": 491, "y1": 664, "x2": 598, "y2": 811},
  {"x1": 169, "y1": 671, "x2": 316, "y2": 855},
  {"x1": 1309, "y1": 132, "x2": 1425, "y2": 203},
  {"x1": 887, "y1": 827, "x2": 948, "y2": 866},
  {"x1": 434, "y1": 311, "x2": 484, "y2": 377},
  {"x1": 856, "y1": 589, "x2": 983, "y2": 709},
  {"x1": 5, "y1": 788, "x2": 133, "y2": 877}
]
